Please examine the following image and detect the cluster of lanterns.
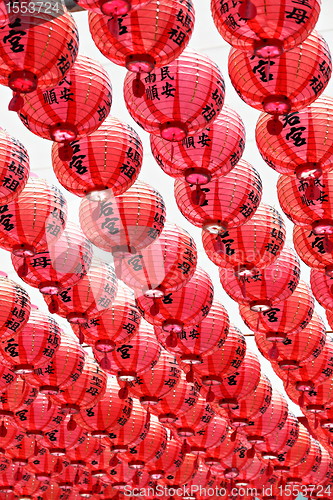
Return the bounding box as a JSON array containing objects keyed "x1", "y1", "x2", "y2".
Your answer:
[{"x1": 0, "y1": 0, "x2": 330, "y2": 500}]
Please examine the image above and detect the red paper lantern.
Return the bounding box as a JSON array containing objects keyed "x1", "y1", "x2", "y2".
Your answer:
[
  {"x1": 42, "y1": 414, "x2": 86, "y2": 457},
  {"x1": 171, "y1": 395, "x2": 215, "y2": 438},
  {"x1": 187, "y1": 415, "x2": 229, "y2": 454},
  {"x1": 0, "y1": 307, "x2": 61, "y2": 375},
  {"x1": 109, "y1": 397, "x2": 149, "y2": 453},
  {"x1": 0, "y1": 176, "x2": 67, "y2": 260},
  {"x1": 0, "y1": 463, "x2": 32, "y2": 495},
  {"x1": 0, "y1": 376, "x2": 38, "y2": 419},
  {"x1": 155, "y1": 300, "x2": 229, "y2": 365},
  {"x1": 160, "y1": 453, "x2": 197, "y2": 487},
  {"x1": 76, "y1": 0, "x2": 151, "y2": 15},
  {"x1": 220, "y1": 245, "x2": 300, "y2": 309},
  {"x1": 65, "y1": 434, "x2": 100, "y2": 468},
  {"x1": 52, "y1": 116, "x2": 143, "y2": 199},
  {"x1": 285, "y1": 438, "x2": 320, "y2": 485},
  {"x1": 0, "y1": 417, "x2": 25, "y2": 453},
  {"x1": 6, "y1": 435, "x2": 37, "y2": 465},
  {"x1": 311, "y1": 269, "x2": 333, "y2": 311},
  {"x1": 79, "y1": 180, "x2": 166, "y2": 257},
  {"x1": 26, "y1": 447, "x2": 67, "y2": 481},
  {"x1": 255, "y1": 411, "x2": 299, "y2": 461},
  {"x1": 293, "y1": 224, "x2": 333, "y2": 275},
  {"x1": 239, "y1": 280, "x2": 314, "y2": 341},
  {"x1": 0, "y1": 272, "x2": 31, "y2": 340},
  {"x1": 107, "y1": 460, "x2": 137, "y2": 489},
  {"x1": 0, "y1": 129, "x2": 29, "y2": 204},
  {"x1": 124, "y1": 47, "x2": 225, "y2": 141},
  {"x1": 13, "y1": 473, "x2": 44, "y2": 499},
  {"x1": 135, "y1": 267, "x2": 214, "y2": 339},
  {"x1": 234, "y1": 455, "x2": 266, "y2": 488},
  {"x1": 202, "y1": 203, "x2": 286, "y2": 277},
  {"x1": 150, "y1": 105, "x2": 245, "y2": 185},
  {"x1": 256, "y1": 96, "x2": 333, "y2": 180},
  {"x1": 174, "y1": 159, "x2": 262, "y2": 234},
  {"x1": 115, "y1": 222, "x2": 197, "y2": 297},
  {"x1": 0, "y1": 8, "x2": 79, "y2": 111},
  {"x1": 271, "y1": 423, "x2": 311, "y2": 471},
  {"x1": 19, "y1": 55, "x2": 112, "y2": 160},
  {"x1": 211, "y1": 0, "x2": 321, "y2": 55},
  {"x1": 284, "y1": 378, "x2": 333, "y2": 415},
  {"x1": 306, "y1": 445, "x2": 333, "y2": 486},
  {"x1": 219, "y1": 439, "x2": 252, "y2": 479},
  {"x1": 12, "y1": 222, "x2": 93, "y2": 313},
  {"x1": 146, "y1": 436, "x2": 184, "y2": 479},
  {"x1": 228, "y1": 31, "x2": 331, "y2": 135},
  {"x1": 89, "y1": 0, "x2": 194, "y2": 74}
]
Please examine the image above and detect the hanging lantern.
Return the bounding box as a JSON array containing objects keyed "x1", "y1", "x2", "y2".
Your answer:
[
  {"x1": 0, "y1": 463, "x2": 32, "y2": 494},
  {"x1": 146, "y1": 436, "x2": 184, "y2": 480},
  {"x1": 123, "y1": 349, "x2": 180, "y2": 405},
  {"x1": 43, "y1": 259, "x2": 118, "y2": 333},
  {"x1": 284, "y1": 378, "x2": 333, "y2": 416},
  {"x1": 26, "y1": 447, "x2": 67, "y2": 481},
  {"x1": 161, "y1": 453, "x2": 198, "y2": 487},
  {"x1": 0, "y1": 417, "x2": 25, "y2": 453},
  {"x1": 293, "y1": 224, "x2": 333, "y2": 275},
  {"x1": 0, "y1": 306, "x2": 61, "y2": 375},
  {"x1": 135, "y1": 266, "x2": 214, "y2": 342},
  {"x1": 71, "y1": 282, "x2": 140, "y2": 353},
  {"x1": 65, "y1": 434, "x2": 100, "y2": 468},
  {"x1": 228, "y1": 31, "x2": 331, "y2": 135},
  {"x1": 255, "y1": 411, "x2": 299, "y2": 461},
  {"x1": 271, "y1": 423, "x2": 311, "y2": 472},
  {"x1": 306, "y1": 445, "x2": 333, "y2": 486},
  {"x1": 187, "y1": 415, "x2": 229, "y2": 454},
  {"x1": 211, "y1": 0, "x2": 321, "y2": 55},
  {"x1": 89, "y1": 443, "x2": 113, "y2": 479},
  {"x1": 185, "y1": 463, "x2": 217, "y2": 494},
  {"x1": 234, "y1": 455, "x2": 266, "y2": 487},
  {"x1": 52, "y1": 116, "x2": 142, "y2": 199},
  {"x1": 124, "y1": 47, "x2": 225, "y2": 141},
  {"x1": 12, "y1": 222, "x2": 93, "y2": 314},
  {"x1": 73, "y1": 375, "x2": 133, "y2": 437},
  {"x1": 170, "y1": 395, "x2": 215, "y2": 442},
  {"x1": 0, "y1": 272, "x2": 30, "y2": 340},
  {"x1": 23, "y1": 330, "x2": 85, "y2": 396},
  {"x1": 311, "y1": 269, "x2": 333, "y2": 311},
  {"x1": 79, "y1": 180, "x2": 166, "y2": 257},
  {"x1": 174, "y1": 160, "x2": 262, "y2": 233},
  {"x1": 107, "y1": 460, "x2": 137, "y2": 489},
  {"x1": 42, "y1": 414, "x2": 87, "y2": 457},
  {"x1": 75, "y1": 0, "x2": 151, "y2": 15},
  {"x1": 150, "y1": 105, "x2": 245, "y2": 185},
  {"x1": 0, "y1": 7, "x2": 79, "y2": 111},
  {"x1": 19, "y1": 55, "x2": 112, "y2": 161},
  {"x1": 50, "y1": 355, "x2": 107, "y2": 414},
  {"x1": 115, "y1": 222, "x2": 197, "y2": 297},
  {"x1": 6, "y1": 435, "x2": 37, "y2": 465},
  {"x1": 155, "y1": 300, "x2": 229, "y2": 366},
  {"x1": 0, "y1": 376, "x2": 38, "y2": 419},
  {"x1": 220, "y1": 245, "x2": 300, "y2": 309},
  {"x1": 219, "y1": 436, "x2": 252, "y2": 479},
  {"x1": 109, "y1": 397, "x2": 149, "y2": 453},
  {"x1": 202, "y1": 203, "x2": 286, "y2": 277},
  {"x1": 0, "y1": 176, "x2": 67, "y2": 261},
  {"x1": 256, "y1": 96, "x2": 333, "y2": 180},
  {"x1": 89, "y1": 0, "x2": 194, "y2": 77},
  {"x1": 239, "y1": 280, "x2": 314, "y2": 341},
  {"x1": 0, "y1": 129, "x2": 29, "y2": 204}
]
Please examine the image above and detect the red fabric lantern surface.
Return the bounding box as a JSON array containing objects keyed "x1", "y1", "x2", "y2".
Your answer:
[
  {"x1": 0, "y1": 417, "x2": 25, "y2": 452},
  {"x1": 239, "y1": 280, "x2": 314, "y2": 340},
  {"x1": 19, "y1": 55, "x2": 112, "y2": 160},
  {"x1": 0, "y1": 272, "x2": 30, "y2": 340},
  {"x1": 171, "y1": 395, "x2": 215, "y2": 438},
  {"x1": 107, "y1": 460, "x2": 137, "y2": 489},
  {"x1": 284, "y1": 438, "x2": 320, "y2": 485},
  {"x1": 0, "y1": 129, "x2": 29, "y2": 204},
  {"x1": 174, "y1": 159, "x2": 262, "y2": 234},
  {"x1": 123, "y1": 349, "x2": 181, "y2": 405},
  {"x1": 209, "y1": 349, "x2": 261, "y2": 410},
  {"x1": 135, "y1": 266, "x2": 214, "y2": 339},
  {"x1": 89, "y1": 444, "x2": 112, "y2": 479},
  {"x1": 150, "y1": 371, "x2": 199, "y2": 424},
  {"x1": 286, "y1": 380, "x2": 333, "y2": 419},
  {"x1": 202, "y1": 203, "x2": 286, "y2": 277},
  {"x1": 228, "y1": 31, "x2": 331, "y2": 133},
  {"x1": 0, "y1": 8, "x2": 79, "y2": 110},
  {"x1": 6, "y1": 435, "x2": 37, "y2": 465},
  {"x1": 26, "y1": 447, "x2": 68, "y2": 480},
  {"x1": 219, "y1": 440, "x2": 252, "y2": 479},
  {"x1": 219, "y1": 245, "x2": 300, "y2": 309},
  {"x1": 79, "y1": 180, "x2": 166, "y2": 257},
  {"x1": 71, "y1": 282, "x2": 140, "y2": 353},
  {"x1": 256, "y1": 96, "x2": 333, "y2": 180},
  {"x1": 186, "y1": 415, "x2": 229, "y2": 454},
  {"x1": 234, "y1": 455, "x2": 266, "y2": 487},
  {"x1": 65, "y1": 434, "x2": 100, "y2": 468},
  {"x1": 0, "y1": 307, "x2": 61, "y2": 375},
  {"x1": 50, "y1": 355, "x2": 107, "y2": 415},
  {"x1": 89, "y1": 0, "x2": 194, "y2": 72},
  {"x1": 211, "y1": 0, "x2": 320, "y2": 55},
  {"x1": 23, "y1": 330, "x2": 85, "y2": 396},
  {"x1": 0, "y1": 363, "x2": 16, "y2": 397},
  {"x1": 75, "y1": 0, "x2": 151, "y2": 16},
  {"x1": 155, "y1": 299, "x2": 229, "y2": 365},
  {"x1": 42, "y1": 414, "x2": 87, "y2": 457},
  {"x1": 93, "y1": 320, "x2": 161, "y2": 382},
  {"x1": 121, "y1": 415, "x2": 167, "y2": 469},
  {"x1": 52, "y1": 116, "x2": 143, "y2": 199},
  {"x1": 0, "y1": 176, "x2": 67, "y2": 259},
  {"x1": 150, "y1": 105, "x2": 245, "y2": 185},
  {"x1": 307, "y1": 446, "x2": 333, "y2": 486},
  {"x1": 0, "y1": 463, "x2": 32, "y2": 494},
  {"x1": 0, "y1": 376, "x2": 38, "y2": 419},
  {"x1": 271, "y1": 423, "x2": 311, "y2": 471},
  {"x1": 114, "y1": 222, "x2": 197, "y2": 297},
  {"x1": 73, "y1": 375, "x2": 133, "y2": 437},
  {"x1": 327, "y1": 310, "x2": 333, "y2": 331},
  {"x1": 108, "y1": 397, "x2": 149, "y2": 453},
  {"x1": 160, "y1": 453, "x2": 198, "y2": 487},
  {"x1": 13, "y1": 474, "x2": 43, "y2": 499},
  {"x1": 12, "y1": 222, "x2": 93, "y2": 313},
  {"x1": 185, "y1": 463, "x2": 217, "y2": 494},
  {"x1": 293, "y1": 224, "x2": 333, "y2": 275},
  {"x1": 124, "y1": 48, "x2": 225, "y2": 142},
  {"x1": 254, "y1": 311, "x2": 326, "y2": 370},
  {"x1": 255, "y1": 411, "x2": 299, "y2": 461},
  {"x1": 311, "y1": 269, "x2": 333, "y2": 311},
  {"x1": 43, "y1": 260, "x2": 118, "y2": 331},
  {"x1": 146, "y1": 436, "x2": 184, "y2": 480}
]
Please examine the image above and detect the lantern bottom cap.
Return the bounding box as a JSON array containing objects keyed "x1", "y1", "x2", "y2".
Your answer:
[
  {"x1": 91, "y1": 430, "x2": 110, "y2": 438},
  {"x1": 261, "y1": 452, "x2": 278, "y2": 460},
  {"x1": 67, "y1": 312, "x2": 87, "y2": 324},
  {"x1": 234, "y1": 263, "x2": 256, "y2": 278},
  {"x1": 224, "y1": 467, "x2": 239, "y2": 479},
  {"x1": 144, "y1": 288, "x2": 165, "y2": 299},
  {"x1": 296, "y1": 381, "x2": 314, "y2": 392},
  {"x1": 265, "y1": 332, "x2": 286, "y2": 342},
  {"x1": 274, "y1": 465, "x2": 290, "y2": 472},
  {"x1": 126, "y1": 53, "x2": 155, "y2": 73},
  {"x1": 159, "y1": 413, "x2": 178, "y2": 424},
  {"x1": 39, "y1": 281, "x2": 61, "y2": 295},
  {"x1": 71, "y1": 459, "x2": 86, "y2": 468},
  {"x1": 295, "y1": 163, "x2": 322, "y2": 180},
  {"x1": 140, "y1": 396, "x2": 159, "y2": 405},
  {"x1": 181, "y1": 354, "x2": 202, "y2": 365},
  {"x1": 8, "y1": 70, "x2": 37, "y2": 93},
  {"x1": 118, "y1": 371, "x2": 137, "y2": 382},
  {"x1": 14, "y1": 364, "x2": 34, "y2": 374},
  {"x1": 86, "y1": 188, "x2": 111, "y2": 202},
  {"x1": 190, "y1": 446, "x2": 206, "y2": 455},
  {"x1": 253, "y1": 38, "x2": 284, "y2": 58},
  {"x1": 202, "y1": 220, "x2": 227, "y2": 235},
  {"x1": 177, "y1": 427, "x2": 195, "y2": 437},
  {"x1": 49, "y1": 448, "x2": 66, "y2": 456},
  {"x1": 12, "y1": 243, "x2": 36, "y2": 258},
  {"x1": 278, "y1": 360, "x2": 299, "y2": 370},
  {"x1": 247, "y1": 435, "x2": 265, "y2": 444},
  {"x1": 60, "y1": 404, "x2": 80, "y2": 414},
  {"x1": 262, "y1": 95, "x2": 291, "y2": 115},
  {"x1": 162, "y1": 319, "x2": 183, "y2": 333},
  {"x1": 306, "y1": 404, "x2": 325, "y2": 413},
  {"x1": 50, "y1": 123, "x2": 77, "y2": 143},
  {"x1": 185, "y1": 167, "x2": 211, "y2": 186},
  {"x1": 312, "y1": 219, "x2": 333, "y2": 236},
  {"x1": 40, "y1": 385, "x2": 59, "y2": 395},
  {"x1": 231, "y1": 417, "x2": 248, "y2": 427},
  {"x1": 26, "y1": 430, "x2": 43, "y2": 437},
  {"x1": 202, "y1": 375, "x2": 222, "y2": 386},
  {"x1": 112, "y1": 482, "x2": 127, "y2": 490},
  {"x1": 95, "y1": 339, "x2": 115, "y2": 353},
  {"x1": 250, "y1": 300, "x2": 272, "y2": 313},
  {"x1": 128, "y1": 460, "x2": 145, "y2": 469},
  {"x1": 321, "y1": 419, "x2": 333, "y2": 429},
  {"x1": 111, "y1": 444, "x2": 128, "y2": 453},
  {"x1": 149, "y1": 470, "x2": 164, "y2": 480},
  {"x1": 219, "y1": 397, "x2": 239, "y2": 409},
  {"x1": 160, "y1": 121, "x2": 188, "y2": 142}
]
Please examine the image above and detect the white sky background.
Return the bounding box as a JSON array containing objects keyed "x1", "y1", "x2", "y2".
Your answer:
[{"x1": 2, "y1": 0, "x2": 333, "y2": 416}]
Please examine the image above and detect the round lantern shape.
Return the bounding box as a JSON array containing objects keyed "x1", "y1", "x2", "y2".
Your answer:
[
  {"x1": 0, "y1": 129, "x2": 29, "y2": 204},
  {"x1": 65, "y1": 434, "x2": 100, "y2": 468},
  {"x1": 89, "y1": 0, "x2": 194, "y2": 75},
  {"x1": 52, "y1": 116, "x2": 142, "y2": 199},
  {"x1": 220, "y1": 439, "x2": 252, "y2": 479},
  {"x1": 171, "y1": 395, "x2": 215, "y2": 438},
  {"x1": 307, "y1": 445, "x2": 333, "y2": 486},
  {"x1": 234, "y1": 455, "x2": 266, "y2": 487},
  {"x1": 228, "y1": 31, "x2": 331, "y2": 135},
  {"x1": 293, "y1": 224, "x2": 333, "y2": 275},
  {"x1": 211, "y1": 0, "x2": 321, "y2": 56},
  {"x1": 220, "y1": 245, "x2": 300, "y2": 309},
  {"x1": 187, "y1": 415, "x2": 229, "y2": 454},
  {"x1": 12, "y1": 222, "x2": 93, "y2": 313},
  {"x1": 311, "y1": 269, "x2": 333, "y2": 311},
  {"x1": 0, "y1": 176, "x2": 67, "y2": 260},
  {"x1": 255, "y1": 411, "x2": 299, "y2": 461},
  {"x1": 150, "y1": 105, "x2": 245, "y2": 185},
  {"x1": 0, "y1": 417, "x2": 25, "y2": 453},
  {"x1": 26, "y1": 447, "x2": 67, "y2": 481},
  {"x1": 124, "y1": 47, "x2": 225, "y2": 141},
  {"x1": 0, "y1": 8, "x2": 79, "y2": 111},
  {"x1": 79, "y1": 180, "x2": 166, "y2": 257},
  {"x1": 107, "y1": 459, "x2": 137, "y2": 488},
  {"x1": 284, "y1": 378, "x2": 333, "y2": 415},
  {"x1": 271, "y1": 422, "x2": 311, "y2": 471},
  {"x1": 6, "y1": 435, "x2": 38, "y2": 465},
  {"x1": 42, "y1": 414, "x2": 87, "y2": 456},
  {"x1": 146, "y1": 436, "x2": 184, "y2": 479},
  {"x1": 0, "y1": 272, "x2": 31, "y2": 340},
  {"x1": 114, "y1": 222, "x2": 197, "y2": 297},
  {"x1": 202, "y1": 203, "x2": 286, "y2": 278},
  {"x1": 108, "y1": 397, "x2": 149, "y2": 453},
  {"x1": 161, "y1": 453, "x2": 197, "y2": 487},
  {"x1": 284, "y1": 437, "x2": 320, "y2": 485},
  {"x1": 256, "y1": 96, "x2": 333, "y2": 180},
  {"x1": 174, "y1": 159, "x2": 262, "y2": 234},
  {"x1": 0, "y1": 376, "x2": 38, "y2": 419},
  {"x1": 76, "y1": 0, "x2": 151, "y2": 16},
  {"x1": 0, "y1": 307, "x2": 61, "y2": 375},
  {"x1": 155, "y1": 299, "x2": 229, "y2": 365},
  {"x1": 19, "y1": 55, "x2": 112, "y2": 160}
]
